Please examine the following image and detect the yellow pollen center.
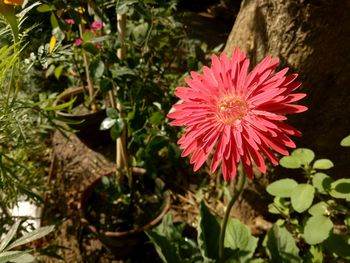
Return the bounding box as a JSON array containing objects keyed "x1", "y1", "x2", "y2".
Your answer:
[{"x1": 216, "y1": 96, "x2": 248, "y2": 124}]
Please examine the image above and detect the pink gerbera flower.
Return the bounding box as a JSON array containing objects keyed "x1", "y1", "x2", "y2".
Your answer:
[{"x1": 168, "y1": 48, "x2": 307, "y2": 180}]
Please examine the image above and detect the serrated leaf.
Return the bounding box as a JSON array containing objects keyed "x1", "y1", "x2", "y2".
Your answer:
[
  {"x1": 291, "y1": 184, "x2": 315, "y2": 213},
  {"x1": 308, "y1": 202, "x2": 329, "y2": 216},
  {"x1": 304, "y1": 215, "x2": 333, "y2": 245},
  {"x1": 100, "y1": 117, "x2": 116, "y2": 130},
  {"x1": 198, "y1": 201, "x2": 220, "y2": 260},
  {"x1": 279, "y1": 156, "x2": 301, "y2": 169},
  {"x1": 291, "y1": 148, "x2": 315, "y2": 165},
  {"x1": 224, "y1": 218, "x2": 258, "y2": 263},
  {"x1": 0, "y1": 221, "x2": 21, "y2": 252},
  {"x1": 312, "y1": 172, "x2": 333, "y2": 194},
  {"x1": 306, "y1": 245, "x2": 323, "y2": 263},
  {"x1": 340, "y1": 134, "x2": 350, "y2": 147},
  {"x1": 313, "y1": 159, "x2": 333, "y2": 170},
  {"x1": 329, "y1": 178, "x2": 350, "y2": 199},
  {"x1": 266, "y1": 179, "x2": 298, "y2": 197},
  {"x1": 265, "y1": 224, "x2": 302, "y2": 263},
  {"x1": 6, "y1": 225, "x2": 55, "y2": 251}
]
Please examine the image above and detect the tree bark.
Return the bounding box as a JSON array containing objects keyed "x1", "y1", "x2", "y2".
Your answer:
[{"x1": 225, "y1": 0, "x2": 350, "y2": 176}]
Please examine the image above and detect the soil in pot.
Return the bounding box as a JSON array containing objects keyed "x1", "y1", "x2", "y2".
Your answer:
[
  {"x1": 55, "y1": 86, "x2": 112, "y2": 148},
  {"x1": 80, "y1": 169, "x2": 170, "y2": 259}
]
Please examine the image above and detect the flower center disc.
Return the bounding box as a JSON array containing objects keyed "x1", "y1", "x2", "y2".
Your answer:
[{"x1": 216, "y1": 96, "x2": 248, "y2": 125}]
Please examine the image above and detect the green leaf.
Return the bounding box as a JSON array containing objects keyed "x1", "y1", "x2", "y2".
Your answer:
[
  {"x1": 224, "y1": 218, "x2": 258, "y2": 263},
  {"x1": 149, "y1": 111, "x2": 165, "y2": 125},
  {"x1": 6, "y1": 225, "x2": 55, "y2": 251},
  {"x1": 100, "y1": 117, "x2": 116, "y2": 130},
  {"x1": 110, "y1": 118, "x2": 125, "y2": 140},
  {"x1": 345, "y1": 216, "x2": 350, "y2": 228},
  {"x1": 312, "y1": 172, "x2": 333, "y2": 194},
  {"x1": 268, "y1": 197, "x2": 290, "y2": 216},
  {"x1": 43, "y1": 97, "x2": 76, "y2": 111},
  {"x1": 106, "y1": 108, "x2": 119, "y2": 119},
  {"x1": 291, "y1": 148, "x2": 315, "y2": 165},
  {"x1": 323, "y1": 233, "x2": 350, "y2": 259},
  {"x1": 313, "y1": 159, "x2": 334, "y2": 170},
  {"x1": 54, "y1": 65, "x2": 64, "y2": 79},
  {"x1": 90, "y1": 59, "x2": 105, "y2": 79},
  {"x1": 100, "y1": 78, "x2": 113, "y2": 92},
  {"x1": 0, "y1": 221, "x2": 21, "y2": 252},
  {"x1": 37, "y1": 4, "x2": 55, "y2": 12},
  {"x1": 308, "y1": 202, "x2": 329, "y2": 216},
  {"x1": 305, "y1": 245, "x2": 323, "y2": 263},
  {"x1": 291, "y1": 184, "x2": 315, "y2": 213},
  {"x1": 266, "y1": 179, "x2": 298, "y2": 197},
  {"x1": 265, "y1": 224, "x2": 302, "y2": 263},
  {"x1": 340, "y1": 134, "x2": 350, "y2": 147},
  {"x1": 329, "y1": 178, "x2": 350, "y2": 199},
  {"x1": 197, "y1": 201, "x2": 221, "y2": 260},
  {"x1": 83, "y1": 43, "x2": 99, "y2": 55},
  {"x1": 279, "y1": 156, "x2": 301, "y2": 169},
  {"x1": 304, "y1": 215, "x2": 333, "y2": 245},
  {"x1": 0, "y1": 251, "x2": 35, "y2": 263},
  {"x1": 50, "y1": 13, "x2": 59, "y2": 29},
  {"x1": 146, "y1": 230, "x2": 182, "y2": 263}
]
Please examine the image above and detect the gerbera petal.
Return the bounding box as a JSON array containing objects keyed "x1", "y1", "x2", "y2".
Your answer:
[{"x1": 168, "y1": 48, "x2": 306, "y2": 181}]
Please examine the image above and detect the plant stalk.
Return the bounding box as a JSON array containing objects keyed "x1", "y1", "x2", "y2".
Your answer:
[
  {"x1": 112, "y1": 13, "x2": 129, "y2": 185},
  {"x1": 79, "y1": 24, "x2": 97, "y2": 112},
  {"x1": 218, "y1": 168, "x2": 246, "y2": 261}
]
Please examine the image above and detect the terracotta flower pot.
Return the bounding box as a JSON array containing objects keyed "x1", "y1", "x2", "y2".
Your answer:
[
  {"x1": 54, "y1": 86, "x2": 111, "y2": 147},
  {"x1": 79, "y1": 168, "x2": 171, "y2": 259}
]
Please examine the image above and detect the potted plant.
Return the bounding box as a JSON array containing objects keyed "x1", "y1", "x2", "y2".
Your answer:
[
  {"x1": 77, "y1": 2, "x2": 177, "y2": 259},
  {"x1": 37, "y1": 2, "x2": 112, "y2": 147}
]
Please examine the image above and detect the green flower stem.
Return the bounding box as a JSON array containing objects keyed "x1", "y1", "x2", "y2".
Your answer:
[
  {"x1": 78, "y1": 24, "x2": 96, "y2": 112},
  {"x1": 218, "y1": 169, "x2": 246, "y2": 261}
]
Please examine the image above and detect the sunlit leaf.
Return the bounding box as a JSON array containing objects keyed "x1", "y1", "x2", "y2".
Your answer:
[
  {"x1": 340, "y1": 134, "x2": 350, "y2": 147},
  {"x1": 279, "y1": 156, "x2": 301, "y2": 169},
  {"x1": 312, "y1": 172, "x2": 333, "y2": 194},
  {"x1": 6, "y1": 225, "x2": 55, "y2": 251},
  {"x1": 313, "y1": 159, "x2": 334, "y2": 170},
  {"x1": 266, "y1": 179, "x2": 298, "y2": 197},
  {"x1": 291, "y1": 148, "x2": 315, "y2": 165},
  {"x1": 291, "y1": 184, "x2": 315, "y2": 213},
  {"x1": 329, "y1": 178, "x2": 350, "y2": 199},
  {"x1": 100, "y1": 117, "x2": 116, "y2": 130},
  {"x1": 308, "y1": 201, "x2": 329, "y2": 216},
  {"x1": 304, "y1": 215, "x2": 333, "y2": 245}
]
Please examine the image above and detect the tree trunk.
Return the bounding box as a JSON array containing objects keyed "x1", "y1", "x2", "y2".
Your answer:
[{"x1": 225, "y1": 0, "x2": 350, "y2": 176}]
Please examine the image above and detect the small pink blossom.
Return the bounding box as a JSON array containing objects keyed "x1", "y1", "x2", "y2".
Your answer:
[
  {"x1": 168, "y1": 48, "x2": 307, "y2": 180},
  {"x1": 95, "y1": 43, "x2": 101, "y2": 49},
  {"x1": 75, "y1": 38, "x2": 83, "y2": 46},
  {"x1": 65, "y1": 19, "x2": 75, "y2": 25},
  {"x1": 91, "y1": 21, "x2": 103, "y2": 29}
]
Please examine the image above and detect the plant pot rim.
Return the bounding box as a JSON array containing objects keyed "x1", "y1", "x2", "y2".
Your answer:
[
  {"x1": 80, "y1": 168, "x2": 171, "y2": 238},
  {"x1": 54, "y1": 86, "x2": 105, "y2": 118}
]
